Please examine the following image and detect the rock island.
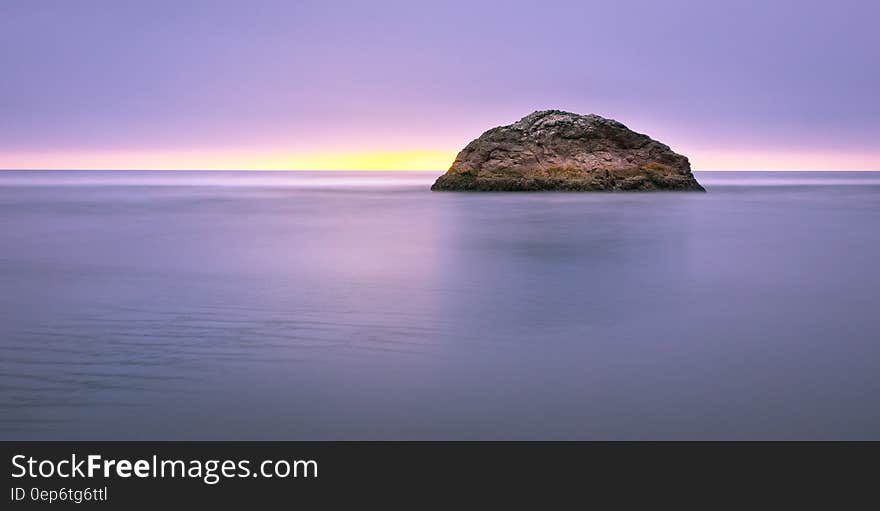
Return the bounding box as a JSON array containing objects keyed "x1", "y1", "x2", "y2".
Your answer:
[{"x1": 431, "y1": 110, "x2": 704, "y2": 191}]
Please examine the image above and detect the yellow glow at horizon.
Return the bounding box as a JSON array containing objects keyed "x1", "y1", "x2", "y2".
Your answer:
[
  {"x1": 0, "y1": 150, "x2": 458, "y2": 171},
  {"x1": 271, "y1": 151, "x2": 458, "y2": 171}
]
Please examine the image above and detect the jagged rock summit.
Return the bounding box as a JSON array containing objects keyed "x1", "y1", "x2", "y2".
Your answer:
[{"x1": 431, "y1": 110, "x2": 704, "y2": 191}]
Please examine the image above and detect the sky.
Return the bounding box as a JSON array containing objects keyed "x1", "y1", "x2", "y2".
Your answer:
[{"x1": 1, "y1": 0, "x2": 877, "y2": 170}]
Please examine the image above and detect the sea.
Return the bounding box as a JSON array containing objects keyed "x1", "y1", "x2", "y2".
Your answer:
[{"x1": 1, "y1": 170, "x2": 878, "y2": 439}]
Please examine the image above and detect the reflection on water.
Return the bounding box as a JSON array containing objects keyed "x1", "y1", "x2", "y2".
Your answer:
[{"x1": 1, "y1": 171, "x2": 879, "y2": 439}]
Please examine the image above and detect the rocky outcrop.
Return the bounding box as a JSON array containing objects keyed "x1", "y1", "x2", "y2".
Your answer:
[{"x1": 431, "y1": 110, "x2": 704, "y2": 191}]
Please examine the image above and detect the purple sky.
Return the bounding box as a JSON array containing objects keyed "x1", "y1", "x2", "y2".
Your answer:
[{"x1": 1, "y1": 0, "x2": 878, "y2": 170}]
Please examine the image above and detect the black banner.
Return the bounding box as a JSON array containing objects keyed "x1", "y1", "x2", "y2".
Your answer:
[{"x1": 3, "y1": 442, "x2": 877, "y2": 507}]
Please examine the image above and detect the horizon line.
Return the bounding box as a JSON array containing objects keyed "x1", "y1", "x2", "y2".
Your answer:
[{"x1": 1, "y1": 168, "x2": 879, "y2": 173}]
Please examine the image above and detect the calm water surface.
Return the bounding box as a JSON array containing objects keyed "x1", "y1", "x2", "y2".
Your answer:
[{"x1": 1, "y1": 171, "x2": 879, "y2": 439}]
